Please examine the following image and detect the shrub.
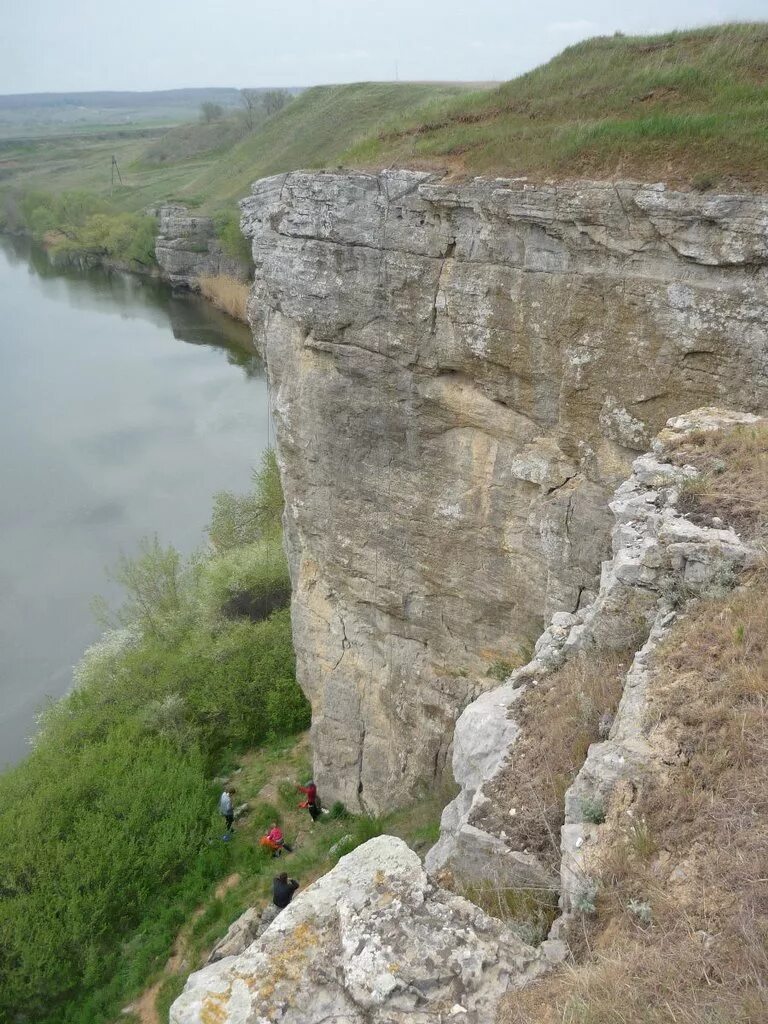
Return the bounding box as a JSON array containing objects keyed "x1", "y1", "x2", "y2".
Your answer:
[
  {"x1": 208, "y1": 448, "x2": 284, "y2": 551},
  {"x1": 212, "y1": 207, "x2": 252, "y2": 264},
  {"x1": 199, "y1": 536, "x2": 290, "y2": 621},
  {"x1": 0, "y1": 727, "x2": 212, "y2": 1018},
  {"x1": 580, "y1": 795, "x2": 606, "y2": 824},
  {"x1": 17, "y1": 190, "x2": 157, "y2": 267}
]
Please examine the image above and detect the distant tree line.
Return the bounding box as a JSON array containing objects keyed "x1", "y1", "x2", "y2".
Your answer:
[
  {"x1": 239, "y1": 88, "x2": 292, "y2": 128},
  {"x1": 199, "y1": 89, "x2": 292, "y2": 128}
]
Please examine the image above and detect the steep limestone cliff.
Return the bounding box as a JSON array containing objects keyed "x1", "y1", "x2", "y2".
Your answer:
[
  {"x1": 240, "y1": 170, "x2": 768, "y2": 813},
  {"x1": 171, "y1": 408, "x2": 766, "y2": 1024}
]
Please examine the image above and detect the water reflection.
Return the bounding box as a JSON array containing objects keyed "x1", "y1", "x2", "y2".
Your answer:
[{"x1": 0, "y1": 235, "x2": 268, "y2": 766}]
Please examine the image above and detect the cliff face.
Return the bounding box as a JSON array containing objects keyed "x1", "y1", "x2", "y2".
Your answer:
[
  {"x1": 241, "y1": 170, "x2": 768, "y2": 813},
  {"x1": 155, "y1": 204, "x2": 249, "y2": 288}
]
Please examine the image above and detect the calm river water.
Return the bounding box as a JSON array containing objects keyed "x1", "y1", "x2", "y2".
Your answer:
[{"x1": 0, "y1": 237, "x2": 268, "y2": 766}]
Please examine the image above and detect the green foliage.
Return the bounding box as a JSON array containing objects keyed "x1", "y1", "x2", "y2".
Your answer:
[
  {"x1": 581, "y1": 795, "x2": 607, "y2": 825},
  {"x1": 212, "y1": 205, "x2": 252, "y2": 263},
  {"x1": 17, "y1": 189, "x2": 157, "y2": 266},
  {"x1": 155, "y1": 974, "x2": 188, "y2": 1022},
  {"x1": 0, "y1": 445, "x2": 306, "y2": 1021},
  {"x1": 327, "y1": 800, "x2": 350, "y2": 820},
  {"x1": 199, "y1": 537, "x2": 290, "y2": 621},
  {"x1": 486, "y1": 658, "x2": 516, "y2": 682},
  {"x1": 101, "y1": 535, "x2": 186, "y2": 636},
  {"x1": 200, "y1": 102, "x2": 224, "y2": 123},
  {"x1": 208, "y1": 448, "x2": 284, "y2": 551},
  {"x1": 0, "y1": 726, "x2": 212, "y2": 1018}
]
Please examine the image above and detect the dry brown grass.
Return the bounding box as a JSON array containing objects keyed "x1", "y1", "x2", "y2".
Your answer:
[
  {"x1": 672, "y1": 423, "x2": 768, "y2": 542},
  {"x1": 198, "y1": 275, "x2": 250, "y2": 323},
  {"x1": 473, "y1": 653, "x2": 631, "y2": 872},
  {"x1": 500, "y1": 576, "x2": 768, "y2": 1024}
]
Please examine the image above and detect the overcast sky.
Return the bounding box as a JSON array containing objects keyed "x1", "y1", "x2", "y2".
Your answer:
[{"x1": 2, "y1": 0, "x2": 767, "y2": 94}]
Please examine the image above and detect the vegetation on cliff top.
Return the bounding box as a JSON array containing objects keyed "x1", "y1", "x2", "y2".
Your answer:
[
  {"x1": 6, "y1": 23, "x2": 768, "y2": 278},
  {"x1": 347, "y1": 23, "x2": 768, "y2": 190},
  {"x1": 0, "y1": 450, "x2": 309, "y2": 1023}
]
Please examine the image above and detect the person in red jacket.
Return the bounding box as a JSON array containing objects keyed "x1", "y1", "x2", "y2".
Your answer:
[
  {"x1": 297, "y1": 780, "x2": 321, "y2": 822},
  {"x1": 259, "y1": 822, "x2": 293, "y2": 856}
]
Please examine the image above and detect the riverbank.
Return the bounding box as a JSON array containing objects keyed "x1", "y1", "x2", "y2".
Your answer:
[{"x1": 0, "y1": 235, "x2": 266, "y2": 765}]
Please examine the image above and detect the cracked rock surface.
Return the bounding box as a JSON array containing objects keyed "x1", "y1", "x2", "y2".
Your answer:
[
  {"x1": 428, "y1": 407, "x2": 760, "y2": 896},
  {"x1": 170, "y1": 836, "x2": 555, "y2": 1024},
  {"x1": 155, "y1": 204, "x2": 250, "y2": 288},
  {"x1": 241, "y1": 170, "x2": 768, "y2": 813}
]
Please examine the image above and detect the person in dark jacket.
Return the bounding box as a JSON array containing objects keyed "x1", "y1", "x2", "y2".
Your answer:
[{"x1": 272, "y1": 872, "x2": 299, "y2": 909}]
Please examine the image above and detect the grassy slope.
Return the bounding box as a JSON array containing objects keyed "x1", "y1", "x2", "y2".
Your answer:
[
  {"x1": 346, "y1": 23, "x2": 768, "y2": 189},
  {"x1": 139, "y1": 732, "x2": 448, "y2": 1023},
  {"x1": 0, "y1": 83, "x2": 478, "y2": 218}
]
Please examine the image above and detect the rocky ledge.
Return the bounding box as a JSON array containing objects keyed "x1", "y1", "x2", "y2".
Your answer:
[
  {"x1": 427, "y1": 407, "x2": 760, "y2": 908},
  {"x1": 155, "y1": 204, "x2": 249, "y2": 289},
  {"x1": 170, "y1": 836, "x2": 562, "y2": 1024}
]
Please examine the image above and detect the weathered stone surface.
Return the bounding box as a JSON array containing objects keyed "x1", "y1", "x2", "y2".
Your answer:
[
  {"x1": 206, "y1": 906, "x2": 262, "y2": 965},
  {"x1": 241, "y1": 169, "x2": 768, "y2": 813},
  {"x1": 155, "y1": 204, "x2": 249, "y2": 288},
  {"x1": 429, "y1": 409, "x2": 759, "y2": 893},
  {"x1": 171, "y1": 836, "x2": 551, "y2": 1024}
]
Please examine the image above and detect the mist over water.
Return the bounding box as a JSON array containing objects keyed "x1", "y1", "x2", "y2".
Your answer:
[{"x1": 0, "y1": 236, "x2": 267, "y2": 766}]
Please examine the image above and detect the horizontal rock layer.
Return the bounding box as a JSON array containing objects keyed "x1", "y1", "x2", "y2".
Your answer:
[
  {"x1": 241, "y1": 170, "x2": 768, "y2": 813},
  {"x1": 155, "y1": 204, "x2": 249, "y2": 288}
]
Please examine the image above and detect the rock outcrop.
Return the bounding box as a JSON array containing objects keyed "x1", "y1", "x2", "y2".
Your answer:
[
  {"x1": 155, "y1": 204, "x2": 249, "y2": 288},
  {"x1": 427, "y1": 408, "x2": 759, "y2": 900},
  {"x1": 171, "y1": 836, "x2": 561, "y2": 1024},
  {"x1": 241, "y1": 170, "x2": 768, "y2": 813}
]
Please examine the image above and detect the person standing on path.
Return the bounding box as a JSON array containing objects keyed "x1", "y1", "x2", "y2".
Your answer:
[
  {"x1": 297, "y1": 780, "x2": 321, "y2": 822},
  {"x1": 219, "y1": 787, "x2": 236, "y2": 833}
]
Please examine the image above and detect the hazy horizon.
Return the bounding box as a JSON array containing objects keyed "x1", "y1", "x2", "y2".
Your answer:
[{"x1": 3, "y1": 1, "x2": 767, "y2": 95}]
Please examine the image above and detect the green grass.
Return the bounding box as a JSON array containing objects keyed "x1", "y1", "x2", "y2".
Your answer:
[{"x1": 346, "y1": 23, "x2": 768, "y2": 188}]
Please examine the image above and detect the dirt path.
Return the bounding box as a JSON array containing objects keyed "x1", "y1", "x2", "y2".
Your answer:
[{"x1": 124, "y1": 872, "x2": 241, "y2": 1024}]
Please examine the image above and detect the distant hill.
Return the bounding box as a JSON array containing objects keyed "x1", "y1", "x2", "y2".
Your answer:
[
  {"x1": 0, "y1": 88, "x2": 248, "y2": 110},
  {"x1": 0, "y1": 87, "x2": 303, "y2": 140}
]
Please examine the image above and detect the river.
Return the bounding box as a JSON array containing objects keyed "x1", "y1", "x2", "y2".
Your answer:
[{"x1": 0, "y1": 236, "x2": 268, "y2": 767}]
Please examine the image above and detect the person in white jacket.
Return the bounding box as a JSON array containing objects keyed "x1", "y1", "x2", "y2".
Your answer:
[{"x1": 219, "y1": 787, "x2": 236, "y2": 832}]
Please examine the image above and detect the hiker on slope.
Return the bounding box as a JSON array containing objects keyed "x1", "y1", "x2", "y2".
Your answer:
[
  {"x1": 219, "y1": 787, "x2": 236, "y2": 833},
  {"x1": 297, "y1": 779, "x2": 321, "y2": 822}
]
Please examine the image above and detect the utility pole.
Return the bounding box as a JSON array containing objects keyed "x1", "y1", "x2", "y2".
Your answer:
[{"x1": 110, "y1": 155, "x2": 123, "y2": 194}]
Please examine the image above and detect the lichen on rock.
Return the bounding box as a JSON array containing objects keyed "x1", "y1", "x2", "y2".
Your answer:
[{"x1": 170, "y1": 836, "x2": 556, "y2": 1024}]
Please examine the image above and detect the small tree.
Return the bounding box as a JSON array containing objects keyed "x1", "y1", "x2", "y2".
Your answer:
[
  {"x1": 263, "y1": 89, "x2": 290, "y2": 116},
  {"x1": 239, "y1": 88, "x2": 262, "y2": 130},
  {"x1": 200, "y1": 101, "x2": 224, "y2": 123}
]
